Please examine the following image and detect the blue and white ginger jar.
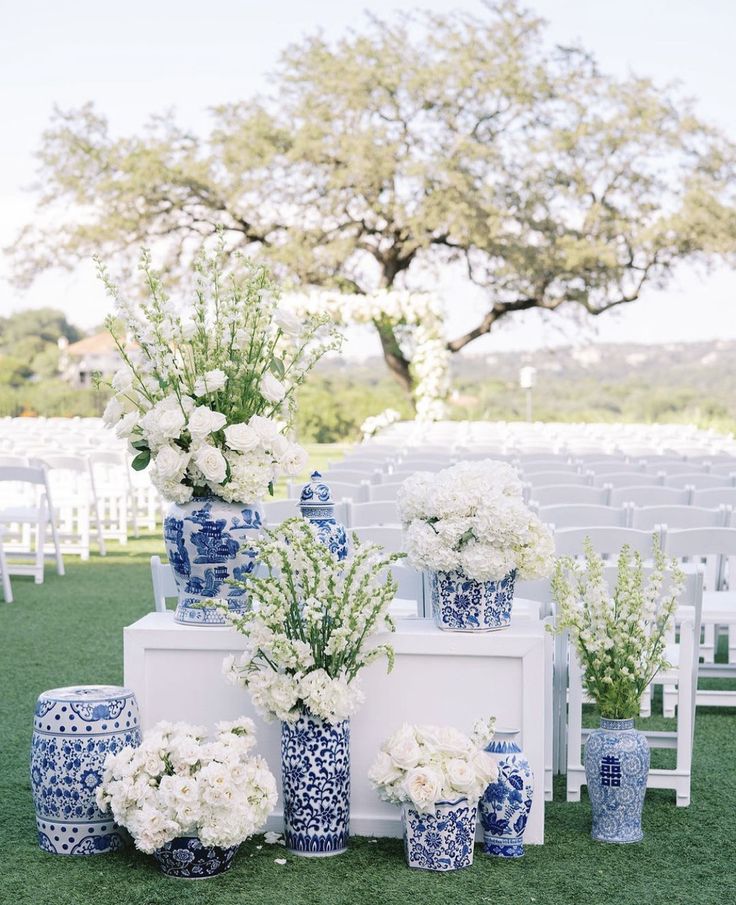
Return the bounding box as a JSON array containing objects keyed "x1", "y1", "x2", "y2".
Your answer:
[
  {"x1": 153, "y1": 836, "x2": 240, "y2": 879},
  {"x1": 299, "y1": 471, "x2": 348, "y2": 561},
  {"x1": 281, "y1": 711, "x2": 350, "y2": 856},
  {"x1": 479, "y1": 728, "x2": 534, "y2": 858},
  {"x1": 402, "y1": 798, "x2": 477, "y2": 871},
  {"x1": 430, "y1": 569, "x2": 516, "y2": 631},
  {"x1": 163, "y1": 496, "x2": 263, "y2": 625},
  {"x1": 30, "y1": 685, "x2": 142, "y2": 855},
  {"x1": 584, "y1": 718, "x2": 649, "y2": 843}
]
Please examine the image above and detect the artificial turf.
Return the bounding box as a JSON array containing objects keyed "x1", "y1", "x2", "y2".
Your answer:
[{"x1": 2, "y1": 533, "x2": 734, "y2": 905}]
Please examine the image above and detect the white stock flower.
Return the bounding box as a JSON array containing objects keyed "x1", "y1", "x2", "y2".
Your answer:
[
  {"x1": 260, "y1": 373, "x2": 287, "y2": 404},
  {"x1": 224, "y1": 422, "x2": 260, "y2": 453},
  {"x1": 193, "y1": 368, "x2": 227, "y2": 396},
  {"x1": 194, "y1": 444, "x2": 228, "y2": 485},
  {"x1": 111, "y1": 367, "x2": 134, "y2": 393},
  {"x1": 102, "y1": 396, "x2": 123, "y2": 426},
  {"x1": 188, "y1": 406, "x2": 227, "y2": 442},
  {"x1": 273, "y1": 308, "x2": 302, "y2": 336}
]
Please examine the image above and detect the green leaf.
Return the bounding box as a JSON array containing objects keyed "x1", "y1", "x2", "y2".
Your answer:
[
  {"x1": 268, "y1": 481, "x2": 275, "y2": 497},
  {"x1": 270, "y1": 358, "x2": 285, "y2": 379},
  {"x1": 131, "y1": 450, "x2": 151, "y2": 471},
  {"x1": 130, "y1": 439, "x2": 149, "y2": 451}
]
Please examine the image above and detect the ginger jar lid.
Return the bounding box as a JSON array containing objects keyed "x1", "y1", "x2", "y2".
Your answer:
[{"x1": 299, "y1": 471, "x2": 334, "y2": 509}]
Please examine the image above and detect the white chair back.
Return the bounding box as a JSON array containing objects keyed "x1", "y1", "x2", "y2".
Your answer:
[
  {"x1": 539, "y1": 504, "x2": 628, "y2": 530},
  {"x1": 631, "y1": 505, "x2": 728, "y2": 532},
  {"x1": 352, "y1": 526, "x2": 405, "y2": 554},
  {"x1": 554, "y1": 526, "x2": 658, "y2": 558},
  {"x1": 368, "y1": 482, "x2": 405, "y2": 502},
  {"x1": 593, "y1": 472, "x2": 662, "y2": 488},
  {"x1": 526, "y1": 471, "x2": 590, "y2": 487},
  {"x1": 663, "y1": 473, "x2": 734, "y2": 490},
  {"x1": 345, "y1": 500, "x2": 400, "y2": 528},
  {"x1": 150, "y1": 554, "x2": 178, "y2": 612},
  {"x1": 530, "y1": 485, "x2": 609, "y2": 507},
  {"x1": 608, "y1": 485, "x2": 690, "y2": 507}
]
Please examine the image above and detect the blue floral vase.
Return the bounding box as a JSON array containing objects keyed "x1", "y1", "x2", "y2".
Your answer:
[
  {"x1": 30, "y1": 685, "x2": 142, "y2": 855},
  {"x1": 430, "y1": 569, "x2": 516, "y2": 631},
  {"x1": 153, "y1": 836, "x2": 240, "y2": 879},
  {"x1": 584, "y1": 718, "x2": 649, "y2": 843},
  {"x1": 402, "y1": 798, "x2": 477, "y2": 871},
  {"x1": 299, "y1": 472, "x2": 348, "y2": 560},
  {"x1": 281, "y1": 711, "x2": 350, "y2": 856},
  {"x1": 163, "y1": 496, "x2": 263, "y2": 625},
  {"x1": 479, "y1": 729, "x2": 534, "y2": 858}
]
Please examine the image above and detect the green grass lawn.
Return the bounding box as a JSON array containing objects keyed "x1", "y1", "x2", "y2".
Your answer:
[{"x1": 1, "y1": 532, "x2": 734, "y2": 905}]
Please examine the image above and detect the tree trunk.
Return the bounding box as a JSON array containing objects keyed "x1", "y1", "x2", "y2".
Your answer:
[{"x1": 374, "y1": 319, "x2": 414, "y2": 401}]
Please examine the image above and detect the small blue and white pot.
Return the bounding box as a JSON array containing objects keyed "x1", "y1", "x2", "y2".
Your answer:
[
  {"x1": 153, "y1": 836, "x2": 240, "y2": 879},
  {"x1": 163, "y1": 496, "x2": 263, "y2": 625},
  {"x1": 430, "y1": 569, "x2": 516, "y2": 632},
  {"x1": 584, "y1": 718, "x2": 649, "y2": 843},
  {"x1": 479, "y1": 728, "x2": 534, "y2": 858},
  {"x1": 281, "y1": 711, "x2": 350, "y2": 856},
  {"x1": 402, "y1": 798, "x2": 477, "y2": 871},
  {"x1": 299, "y1": 471, "x2": 348, "y2": 561},
  {"x1": 30, "y1": 685, "x2": 142, "y2": 855}
]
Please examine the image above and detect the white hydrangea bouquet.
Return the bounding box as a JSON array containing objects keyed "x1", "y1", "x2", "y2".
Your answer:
[
  {"x1": 96, "y1": 718, "x2": 277, "y2": 853},
  {"x1": 96, "y1": 242, "x2": 341, "y2": 504},
  {"x1": 223, "y1": 518, "x2": 404, "y2": 724},
  {"x1": 552, "y1": 538, "x2": 683, "y2": 720},
  {"x1": 398, "y1": 460, "x2": 554, "y2": 581},
  {"x1": 369, "y1": 720, "x2": 498, "y2": 813}
]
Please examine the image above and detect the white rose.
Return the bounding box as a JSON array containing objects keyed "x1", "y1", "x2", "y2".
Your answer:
[
  {"x1": 260, "y1": 373, "x2": 287, "y2": 404},
  {"x1": 193, "y1": 368, "x2": 227, "y2": 397},
  {"x1": 249, "y1": 414, "x2": 280, "y2": 443},
  {"x1": 273, "y1": 308, "x2": 302, "y2": 336},
  {"x1": 279, "y1": 442, "x2": 308, "y2": 476},
  {"x1": 368, "y1": 751, "x2": 403, "y2": 788},
  {"x1": 402, "y1": 767, "x2": 443, "y2": 813},
  {"x1": 194, "y1": 444, "x2": 227, "y2": 484},
  {"x1": 435, "y1": 726, "x2": 473, "y2": 757},
  {"x1": 153, "y1": 445, "x2": 190, "y2": 482},
  {"x1": 111, "y1": 367, "x2": 134, "y2": 393},
  {"x1": 188, "y1": 406, "x2": 227, "y2": 442},
  {"x1": 446, "y1": 757, "x2": 477, "y2": 794},
  {"x1": 387, "y1": 729, "x2": 422, "y2": 771},
  {"x1": 115, "y1": 411, "x2": 139, "y2": 439},
  {"x1": 157, "y1": 407, "x2": 186, "y2": 441},
  {"x1": 224, "y1": 422, "x2": 260, "y2": 453},
  {"x1": 102, "y1": 396, "x2": 123, "y2": 426}
]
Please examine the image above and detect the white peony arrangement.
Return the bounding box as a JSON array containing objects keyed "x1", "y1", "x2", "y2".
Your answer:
[
  {"x1": 369, "y1": 720, "x2": 498, "y2": 813},
  {"x1": 397, "y1": 459, "x2": 555, "y2": 582},
  {"x1": 96, "y1": 718, "x2": 277, "y2": 853},
  {"x1": 96, "y1": 241, "x2": 341, "y2": 504},
  {"x1": 223, "y1": 518, "x2": 404, "y2": 724}
]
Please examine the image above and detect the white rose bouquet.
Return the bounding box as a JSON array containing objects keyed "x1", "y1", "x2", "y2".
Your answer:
[
  {"x1": 223, "y1": 518, "x2": 404, "y2": 724},
  {"x1": 96, "y1": 718, "x2": 277, "y2": 853},
  {"x1": 398, "y1": 459, "x2": 554, "y2": 582},
  {"x1": 369, "y1": 721, "x2": 498, "y2": 813},
  {"x1": 96, "y1": 240, "x2": 341, "y2": 504}
]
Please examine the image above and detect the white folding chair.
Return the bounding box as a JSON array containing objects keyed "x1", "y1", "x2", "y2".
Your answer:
[
  {"x1": 539, "y1": 504, "x2": 629, "y2": 530},
  {"x1": 526, "y1": 471, "x2": 591, "y2": 487},
  {"x1": 40, "y1": 455, "x2": 106, "y2": 559},
  {"x1": 663, "y1": 474, "x2": 734, "y2": 490},
  {"x1": 586, "y1": 462, "x2": 645, "y2": 476},
  {"x1": 150, "y1": 554, "x2": 178, "y2": 613},
  {"x1": 593, "y1": 472, "x2": 663, "y2": 488},
  {"x1": 351, "y1": 526, "x2": 405, "y2": 554},
  {"x1": 0, "y1": 465, "x2": 64, "y2": 582},
  {"x1": 368, "y1": 482, "x2": 405, "y2": 502},
  {"x1": 554, "y1": 526, "x2": 658, "y2": 559},
  {"x1": 88, "y1": 451, "x2": 129, "y2": 545},
  {"x1": 386, "y1": 564, "x2": 426, "y2": 619},
  {"x1": 644, "y1": 462, "x2": 708, "y2": 476},
  {"x1": 631, "y1": 505, "x2": 728, "y2": 532},
  {"x1": 522, "y1": 462, "x2": 579, "y2": 476},
  {"x1": 345, "y1": 500, "x2": 400, "y2": 528},
  {"x1": 531, "y1": 485, "x2": 610, "y2": 507},
  {"x1": 691, "y1": 487, "x2": 736, "y2": 508},
  {"x1": 609, "y1": 485, "x2": 690, "y2": 507}
]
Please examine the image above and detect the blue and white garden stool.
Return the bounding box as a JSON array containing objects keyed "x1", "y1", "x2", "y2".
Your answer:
[
  {"x1": 299, "y1": 472, "x2": 348, "y2": 560},
  {"x1": 30, "y1": 685, "x2": 142, "y2": 855}
]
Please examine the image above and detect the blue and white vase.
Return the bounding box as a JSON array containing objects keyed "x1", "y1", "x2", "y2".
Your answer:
[
  {"x1": 479, "y1": 729, "x2": 534, "y2": 858},
  {"x1": 299, "y1": 471, "x2": 348, "y2": 560},
  {"x1": 402, "y1": 798, "x2": 477, "y2": 871},
  {"x1": 163, "y1": 496, "x2": 263, "y2": 625},
  {"x1": 30, "y1": 685, "x2": 142, "y2": 855},
  {"x1": 281, "y1": 711, "x2": 350, "y2": 856},
  {"x1": 584, "y1": 718, "x2": 649, "y2": 844},
  {"x1": 153, "y1": 836, "x2": 240, "y2": 879},
  {"x1": 430, "y1": 569, "x2": 516, "y2": 632}
]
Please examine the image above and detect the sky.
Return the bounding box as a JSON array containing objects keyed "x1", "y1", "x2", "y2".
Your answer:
[{"x1": 1, "y1": 0, "x2": 735, "y2": 356}]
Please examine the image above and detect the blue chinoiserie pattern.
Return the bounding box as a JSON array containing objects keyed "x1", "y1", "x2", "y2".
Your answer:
[
  {"x1": 402, "y1": 798, "x2": 477, "y2": 871},
  {"x1": 163, "y1": 496, "x2": 263, "y2": 625},
  {"x1": 299, "y1": 471, "x2": 348, "y2": 561},
  {"x1": 479, "y1": 729, "x2": 534, "y2": 858},
  {"x1": 281, "y1": 712, "x2": 350, "y2": 856},
  {"x1": 584, "y1": 718, "x2": 649, "y2": 843},
  {"x1": 153, "y1": 836, "x2": 240, "y2": 879},
  {"x1": 30, "y1": 685, "x2": 142, "y2": 855},
  {"x1": 430, "y1": 569, "x2": 516, "y2": 632}
]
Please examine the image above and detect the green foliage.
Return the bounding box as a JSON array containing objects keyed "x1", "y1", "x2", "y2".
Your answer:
[{"x1": 0, "y1": 379, "x2": 108, "y2": 418}]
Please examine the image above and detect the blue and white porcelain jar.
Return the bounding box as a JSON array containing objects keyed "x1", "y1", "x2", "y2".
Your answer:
[
  {"x1": 153, "y1": 836, "x2": 240, "y2": 879},
  {"x1": 402, "y1": 798, "x2": 477, "y2": 871},
  {"x1": 299, "y1": 472, "x2": 348, "y2": 561},
  {"x1": 30, "y1": 685, "x2": 142, "y2": 855},
  {"x1": 479, "y1": 728, "x2": 534, "y2": 858},
  {"x1": 584, "y1": 718, "x2": 649, "y2": 843},
  {"x1": 281, "y1": 711, "x2": 350, "y2": 856},
  {"x1": 430, "y1": 569, "x2": 516, "y2": 631},
  {"x1": 163, "y1": 496, "x2": 263, "y2": 625}
]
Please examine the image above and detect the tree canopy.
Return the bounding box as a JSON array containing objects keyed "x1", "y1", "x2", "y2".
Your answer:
[{"x1": 8, "y1": 0, "x2": 736, "y2": 393}]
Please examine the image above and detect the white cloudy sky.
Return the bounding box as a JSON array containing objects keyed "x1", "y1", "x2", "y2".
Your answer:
[{"x1": 1, "y1": 0, "x2": 735, "y2": 356}]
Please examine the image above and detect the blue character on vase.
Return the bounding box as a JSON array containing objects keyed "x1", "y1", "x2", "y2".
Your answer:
[
  {"x1": 479, "y1": 728, "x2": 534, "y2": 858},
  {"x1": 299, "y1": 472, "x2": 348, "y2": 560}
]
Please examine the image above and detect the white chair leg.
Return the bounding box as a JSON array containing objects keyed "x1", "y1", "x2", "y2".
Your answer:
[
  {"x1": 639, "y1": 684, "x2": 652, "y2": 718},
  {"x1": 48, "y1": 512, "x2": 65, "y2": 577},
  {"x1": 0, "y1": 540, "x2": 12, "y2": 603},
  {"x1": 34, "y1": 519, "x2": 45, "y2": 584},
  {"x1": 663, "y1": 683, "x2": 678, "y2": 718},
  {"x1": 701, "y1": 624, "x2": 715, "y2": 663},
  {"x1": 566, "y1": 649, "x2": 585, "y2": 802},
  {"x1": 728, "y1": 624, "x2": 736, "y2": 664}
]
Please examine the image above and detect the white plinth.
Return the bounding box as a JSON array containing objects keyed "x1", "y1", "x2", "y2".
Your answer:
[{"x1": 123, "y1": 612, "x2": 546, "y2": 844}]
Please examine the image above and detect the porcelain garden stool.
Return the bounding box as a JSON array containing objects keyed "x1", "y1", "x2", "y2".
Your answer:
[{"x1": 30, "y1": 685, "x2": 142, "y2": 855}]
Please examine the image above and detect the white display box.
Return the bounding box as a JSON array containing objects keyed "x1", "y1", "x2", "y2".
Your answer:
[{"x1": 124, "y1": 612, "x2": 546, "y2": 843}]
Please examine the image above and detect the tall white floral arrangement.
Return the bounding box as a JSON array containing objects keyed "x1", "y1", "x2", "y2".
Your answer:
[
  {"x1": 97, "y1": 243, "x2": 341, "y2": 504},
  {"x1": 398, "y1": 460, "x2": 555, "y2": 582}
]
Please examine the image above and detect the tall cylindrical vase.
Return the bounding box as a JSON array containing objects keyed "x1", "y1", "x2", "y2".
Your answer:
[
  {"x1": 163, "y1": 496, "x2": 263, "y2": 625},
  {"x1": 584, "y1": 718, "x2": 649, "y2": 843},
  {"x1": 479, "y1": 728, "x2": 534, "y2": 858},
  {"x1": 430, "y1": 569, "x2": 516, "y2": 631},
  {"x1": 281, "y1": 712, "x2": 350, "y2": 857}
]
